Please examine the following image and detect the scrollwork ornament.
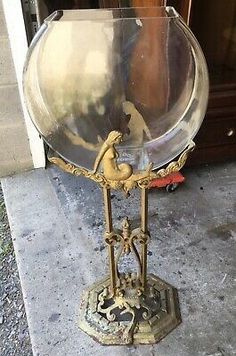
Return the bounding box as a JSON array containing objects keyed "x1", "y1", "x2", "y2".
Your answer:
[
  {"x1": 50, "y1": 131, "x2": 192, "y2": 343},
  {"x1": 49, "y1": 131, "x2": 195, "y2": 194}
]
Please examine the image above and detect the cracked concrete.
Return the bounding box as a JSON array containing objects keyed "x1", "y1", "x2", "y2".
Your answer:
[{"x1": 1, "y1": 162, "x2": 236, "y2": 356}]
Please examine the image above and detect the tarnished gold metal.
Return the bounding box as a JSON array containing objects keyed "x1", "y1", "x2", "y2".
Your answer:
[
  {"x1": 48, "y1": 131, "x2": 195, "y2": 345},
  {"x1": 78, "y1": 274, "x2": 181, "y2": 345},
  {"x1": 49, "y1": 131, "x2": 195, "y2": 193}
]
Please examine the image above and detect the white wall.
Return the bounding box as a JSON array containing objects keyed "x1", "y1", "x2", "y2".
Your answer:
[{"x1": 2, "y1": 0, "x2": 45, "y2": 175}]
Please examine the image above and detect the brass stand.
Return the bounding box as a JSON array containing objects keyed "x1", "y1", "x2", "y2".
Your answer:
[{"x1": 48, "y1": 131, "x2": 195, "y2": 345}]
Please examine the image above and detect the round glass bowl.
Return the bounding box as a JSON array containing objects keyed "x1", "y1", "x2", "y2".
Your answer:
[{"x1": 23, "y1": 7, "x2": 209, "y2": 170}]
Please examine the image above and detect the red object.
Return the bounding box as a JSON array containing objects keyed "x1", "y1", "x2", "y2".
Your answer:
[{"x1": 149, "y1": 171, "x2": 185, "y2": 189}]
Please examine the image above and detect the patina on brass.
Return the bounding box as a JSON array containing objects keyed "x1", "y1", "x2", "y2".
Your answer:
[
  {"x1": 48, "y1": 131, "x2": 195, "y2": 345},
  {"x1": 49, "y1": 132, "x2": 195, "y2": 193}
]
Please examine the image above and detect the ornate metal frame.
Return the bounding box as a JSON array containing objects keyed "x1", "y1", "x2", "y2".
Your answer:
[{"x1": 48, "y1": 131, "x2": 195, "y2": 345}]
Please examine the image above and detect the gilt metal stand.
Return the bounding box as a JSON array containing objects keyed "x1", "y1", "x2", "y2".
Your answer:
[{"x1": 49, "y1": 131, "x2": 195, "y2": 345}]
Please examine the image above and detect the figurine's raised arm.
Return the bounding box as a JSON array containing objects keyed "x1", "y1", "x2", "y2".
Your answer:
[{"x1": 93, "y1": 140, "x2": 109, "y2": 173}]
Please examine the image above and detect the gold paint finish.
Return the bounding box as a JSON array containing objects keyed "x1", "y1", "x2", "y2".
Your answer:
[
  {"x1": 78, "y1": 274, "x2": 181, "y2": 345},
  {"x1": 48, "y1": 131, "x2": 194, "y2": 345},
  {"x1": 49, "y1": 131, "x2": 195, "y2": 194}
]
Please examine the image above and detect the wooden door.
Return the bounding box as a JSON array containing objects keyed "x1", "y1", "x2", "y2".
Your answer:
[{"x1": 168, "y1": 0, "x2": 236, "y2": 165}]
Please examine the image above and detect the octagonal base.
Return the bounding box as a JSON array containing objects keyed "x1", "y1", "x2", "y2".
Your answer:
[{"x1": 78, "y1": 274, "x2": 181, "y2": 345}]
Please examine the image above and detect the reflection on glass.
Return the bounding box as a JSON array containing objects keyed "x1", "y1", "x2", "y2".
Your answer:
[{"x1": 23, "y1": 7, "x2": 209, "y2": 170}]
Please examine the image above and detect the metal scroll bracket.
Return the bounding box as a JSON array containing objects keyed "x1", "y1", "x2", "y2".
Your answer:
[{"x1": 48, "y1": 132, "x2": 195, "y2": 345}]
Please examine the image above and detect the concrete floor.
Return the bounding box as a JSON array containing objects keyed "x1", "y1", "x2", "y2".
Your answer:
[{"x1": 1, "y1": 162, "x2": 236, "y2": 356}]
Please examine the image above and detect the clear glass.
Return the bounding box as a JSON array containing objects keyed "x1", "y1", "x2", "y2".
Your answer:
[{"x1": 23, "y1": 7, "x2": 209, "y2": 170}]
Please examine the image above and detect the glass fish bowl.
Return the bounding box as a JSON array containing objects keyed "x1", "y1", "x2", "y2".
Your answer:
[{"x1": 23, "y1": 7, "x2": 209, "y2": 170}]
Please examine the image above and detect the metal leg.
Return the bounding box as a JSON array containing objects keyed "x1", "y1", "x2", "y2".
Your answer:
[
  {"x1": 49, "y1": 131, "x2": 192, "y2": 345},
  {"x1": 77, "y1": 131, "x2": 190, "y2": 345},
  {"x1": 140, "y1": 188, "x2": 148, "y2": 290},
  {"x1": 79, "y1": 186, "x2": 181, "y2": 344},
  {"x1": 103, "y1": 187, "x2": 116, "y2": 295}
]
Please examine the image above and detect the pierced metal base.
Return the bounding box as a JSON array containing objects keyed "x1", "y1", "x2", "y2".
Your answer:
[{"x1": 78, "y1": 274, "x2": 181, "y2": 345}]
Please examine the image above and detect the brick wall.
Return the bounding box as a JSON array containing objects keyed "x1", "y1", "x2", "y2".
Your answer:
[{"x1": 0, "y1": 0, "x2": 33, "y2": 178}]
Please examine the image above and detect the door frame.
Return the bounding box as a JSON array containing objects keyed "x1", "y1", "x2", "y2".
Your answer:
[{"x1": 2, "y1": 0, "x2": 45, "y2": 169}]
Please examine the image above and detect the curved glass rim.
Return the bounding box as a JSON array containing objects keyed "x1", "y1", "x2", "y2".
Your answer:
[
  {"x1": 45, "y1": 6, "x2": 179, "y2": 23},
  {"x1": 24, "y1": 6, "x2": 209, "y2": 171}
]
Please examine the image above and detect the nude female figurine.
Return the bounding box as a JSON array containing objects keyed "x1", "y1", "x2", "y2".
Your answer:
[
  {"x1": 93, "y1": 131, "x2": 133, "y2": 181},
  {"x1": 93, "y1": 131, "x2": 153, "y2": 184}
]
